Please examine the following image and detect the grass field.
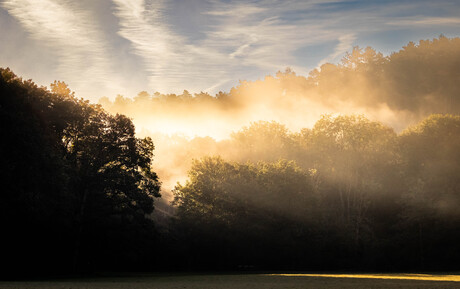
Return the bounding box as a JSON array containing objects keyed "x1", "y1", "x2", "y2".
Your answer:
[{"x1": 1, "y1": 273, "x2": 460, "y2": 289}]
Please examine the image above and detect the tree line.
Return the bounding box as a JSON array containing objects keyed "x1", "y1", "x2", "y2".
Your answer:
[
  {"x1": 0, "y1": 68, "x2": 161, "y2": 277},
  {"x1": 100, "y1": 36, "x2": 460, "y2": 126},
  {"x1": 1, "y1": 36, "x2": 460, "y2": 275},
  {"x1": 169, "y1": 115, "x2": 460, "y2": 271}
]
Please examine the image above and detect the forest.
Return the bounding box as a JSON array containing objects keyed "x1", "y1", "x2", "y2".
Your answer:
[{"x1": 1, "y1": 36, "x2": 459, "y2": 277}]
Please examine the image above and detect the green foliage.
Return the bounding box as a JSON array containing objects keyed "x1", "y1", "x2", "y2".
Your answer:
[
  {"x1": 399, "y1": 115, "x2": 460, "y2": 218},
  {"x1": 174, "y1": 157, "x2": 314, "y2": 224},
  {"x1": 3, "y1": 36, "x2": 460, "y2": 272},
  {"x1": 230, "y1": 121, "x2": 295, "y2": 162},
  {"x1": 100, "y1": 36, "x2": 460, "y2": 123},
  {"x1": 385, "y1": 37, "x2": 460, "y2": 112},
  {"x1": 171, "y1": 113, "x2": 459, "y2": 270},
  {"x1": 172, "y1": 157, "x2": 316, "y2": 269}
]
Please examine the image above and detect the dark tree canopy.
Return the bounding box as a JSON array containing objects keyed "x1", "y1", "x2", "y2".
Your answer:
[
  {"x1": 1, "y1": 37, "x2": 460, "y2": 275},
  {"x1": 171, "y1": 114, "x2": 460, "y2": 271},
  {"x1": 0, "y1": 68, "x2": 160, "y2": 276}
]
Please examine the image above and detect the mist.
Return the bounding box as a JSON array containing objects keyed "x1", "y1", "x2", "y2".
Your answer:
[
  {"x1": 2, "y1": 35, "x2": 460, "y2": 276},
  {"x1": 99, "y1": 36, "x2": 460, "y2": 200}
]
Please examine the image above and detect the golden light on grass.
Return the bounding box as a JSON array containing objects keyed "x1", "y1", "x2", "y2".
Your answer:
[{"x1": 266, "y1": 273, "x2": 460, "y2": 282}]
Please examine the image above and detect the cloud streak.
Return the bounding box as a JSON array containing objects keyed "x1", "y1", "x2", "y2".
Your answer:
[
  {"x1": 112, "y1": 0, "x2": 228, "y2": 93},
  {"x1": 386, "y1": 17, "x2": 460, "y2": 26},
  {"x1": 317, "y1": 33, "x2": 356, "y2": 67},
  {"x1": 1, "y1": 0, "x2": 118, "y2": 95},
  {"x1": 111, "y1": 0, "x2": 362, "y2": 94},
  {"x1": 2, "y1": 0, "x2": 460, "y2": 98}
]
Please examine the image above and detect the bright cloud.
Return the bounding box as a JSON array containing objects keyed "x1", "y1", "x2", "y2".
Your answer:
[
  {"x1": 1, "y1": 0, "x2": 119, "y2": 94},
  {"x1": 112, "y1": 0, "x2": 227, "y2": 93}
]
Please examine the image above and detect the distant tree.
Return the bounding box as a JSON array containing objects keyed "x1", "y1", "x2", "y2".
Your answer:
[
  {"x1": 179, "y1": 90, "x2": 193, "y2": 100},
  {"x1": 114, "y1": 94, "x2": 132, "y2": 107},
  {"x1": 230, "y1": 121, "x2": 295, "y2": 162},
  {"x1": 306, "y1": 115, "x2": 398, "y2": 248},
  {"x1": 194, "y1": 91, "x2": 213, "y2": 102},
  {"x1": 398, "y1": 114, "x2": 460, "y2": 269},
  {"x1": 384, "y1": 36, "x2": 460, "y2": 112},
  {"x1": 172, "y1": 156, "x2": 316, "y2": 268},
  {"x1": 134, "y1": 91, "x2": 151, "y2": 102},
  {"x1": 341, "y1": 46, "x2": 386, "y2": 71}
]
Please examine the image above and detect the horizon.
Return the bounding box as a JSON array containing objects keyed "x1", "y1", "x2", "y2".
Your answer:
[{"x1": 2, "y1": 0, "x2": 460, "y2": 101}]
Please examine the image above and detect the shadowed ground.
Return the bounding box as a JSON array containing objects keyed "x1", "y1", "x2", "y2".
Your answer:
[{"x1": 1, "y1": 273, "x2": 460, "y2": 289}]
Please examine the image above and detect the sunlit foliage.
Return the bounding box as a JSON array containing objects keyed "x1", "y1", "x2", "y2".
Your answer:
[
  {"x1": 171, "y1": 114, "x2": 460, "y2": 270},
  {"x1": 100, "y1": 36, "x2": 460, "y2": 140},
  {"x1": 1, "y1": 36, "x2": 460, "y2": 274}
]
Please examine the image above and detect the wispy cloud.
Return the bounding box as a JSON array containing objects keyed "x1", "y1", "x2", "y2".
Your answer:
[
  {"x1": 1, "y1": 0, "x2": 118, "y2": 95},
  {"x1": 203, "y1": 3, "x2": 267, "y2": 17},
  {"x1": 112, "y1": 0, "x2": 355, "y2": 94},
  {"x1": 118, "y1": 0, "x2": 448, "y2": 94},
  {"x1": 203, "y1": 1, "x2": 354, "y2": 71},
  {"x1": 112, "y1": 0, "x2": 227, "y2": 93},
  {"x1": 3, "y1": 0, "x2": 459, "y2": 98},
  {"x1": 317, "y1": 33, "x2": 356, "y2": 67},
  {"x1": 387, "y1": 17, "x2": 460, "y2": 26}
]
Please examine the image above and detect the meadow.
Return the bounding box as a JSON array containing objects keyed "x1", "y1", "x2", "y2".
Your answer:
[{"x1": 1, "y1": 273, "x2": 459, "y2": 289}]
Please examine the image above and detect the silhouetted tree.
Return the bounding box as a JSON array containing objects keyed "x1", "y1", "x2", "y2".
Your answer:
[{"x1": 0, "y1": 68, "x2": 161, "y2": 275}]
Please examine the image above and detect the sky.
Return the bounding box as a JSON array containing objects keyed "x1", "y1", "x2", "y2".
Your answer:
[{"x1": 1, "y1": 0, "x2": 460, "y2": 101}]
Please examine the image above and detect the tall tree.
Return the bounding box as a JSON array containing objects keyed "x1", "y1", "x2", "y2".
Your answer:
[
  {"x1": 0, "y1": 68, "x2": 161, "y2": 274},
  {"x1": 307, "y1": 115, "x2": 398, "y2": 248},
  {"x1": 399, "y1": 114, "x2": 460, "y2": 269}
]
